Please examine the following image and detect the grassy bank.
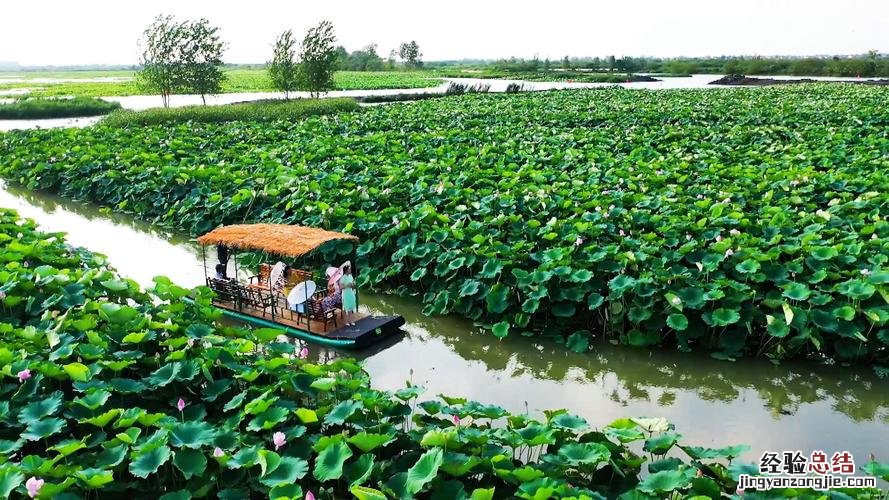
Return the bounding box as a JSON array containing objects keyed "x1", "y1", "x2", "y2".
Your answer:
[
  {"x1": 0, "y1": 207, "x2": 784, "y2": 498},
  {"x1": 0, "y1": 96, "x2": 121, "y2": 119},
  {"x1": 0, "y1": 69, "x2": 442, "y2": 98},
  {"x1": 1, "y1": 87, "x2": 887, "y2": 365},
  {"x1": 101, "y1": 97, "x2": 359, "y2": 126}
]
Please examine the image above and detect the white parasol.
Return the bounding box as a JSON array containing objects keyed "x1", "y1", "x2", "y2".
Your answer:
[
  {"x1": 287, "y1": 280, "x2": 317, "y2": 313},
  {"x1": 269, "y1": 261, "x2": 287, "y2": 292}
]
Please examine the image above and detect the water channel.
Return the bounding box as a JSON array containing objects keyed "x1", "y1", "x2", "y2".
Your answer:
[{"x1": 1, "y1": 181, "x2": 886, "y2": 469}]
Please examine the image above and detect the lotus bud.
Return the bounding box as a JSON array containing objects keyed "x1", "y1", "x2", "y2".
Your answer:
[
  {"x1": 861, "y1": 269, "x2": 870, "y2": 275},
  {"x1": 177, "y1": 398, "x2": 186, "y2": 412},
  {"x1": 273, "y1": 431, "x2": 286, "y2": 450},
  {"x1": 213, "y1": 447, "x2": 224, "y2": 457},
  {"x1": 26, "y1": 477, "x2": 44, "y2": 499}
]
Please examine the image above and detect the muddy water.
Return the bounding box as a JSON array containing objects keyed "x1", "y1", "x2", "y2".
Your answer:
[{"x1": 1, "y1": 181, "x2": 887, "y2": 470}]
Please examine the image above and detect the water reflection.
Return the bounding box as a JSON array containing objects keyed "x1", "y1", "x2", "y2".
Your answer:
[{"x1": 1, "y1": 182, "x2": 887, "y2": 464}]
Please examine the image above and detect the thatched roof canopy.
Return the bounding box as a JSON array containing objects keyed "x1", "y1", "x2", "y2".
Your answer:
[{"x1": 196, "y1": 224, "x2": 358, "y2": 259}]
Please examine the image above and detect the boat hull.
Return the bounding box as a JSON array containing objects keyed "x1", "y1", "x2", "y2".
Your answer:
[{"x1": 182, "y1": 297, "x2": 405, "y2": 348}]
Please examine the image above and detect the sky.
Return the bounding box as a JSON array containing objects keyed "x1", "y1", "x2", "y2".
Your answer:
[{"x1": 1, "y1": 0, "x2": 887, "y2": 66}]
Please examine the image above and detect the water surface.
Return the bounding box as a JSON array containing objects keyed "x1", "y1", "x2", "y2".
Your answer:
[{"x1": 1, "y1": 181, "x2": 886, "y2": 469}]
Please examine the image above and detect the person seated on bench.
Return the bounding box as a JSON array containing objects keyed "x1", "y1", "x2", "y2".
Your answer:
[{"x1": 214, "y1": 263, "x2": 228, "y2": 280}]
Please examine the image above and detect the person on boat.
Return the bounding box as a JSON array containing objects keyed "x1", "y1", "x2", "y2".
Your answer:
[
  {"x1": 321, "y1": 265, "x2": 343, "y2": 312},
  {"x1": 340, "y1": 262, "x2": 357, "y2": 326},
  {"x1": 214, "y1": 263, "x2": 228, "y2": 280}
]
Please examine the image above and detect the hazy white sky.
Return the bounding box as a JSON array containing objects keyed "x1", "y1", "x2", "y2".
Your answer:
[{"x1": 2, "y1": 0, "x2": 886, "y2": 66}]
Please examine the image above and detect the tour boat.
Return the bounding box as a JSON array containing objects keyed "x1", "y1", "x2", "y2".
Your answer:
[{"x1": 186, "y1": 223, "x2": 405, "y2": 348}]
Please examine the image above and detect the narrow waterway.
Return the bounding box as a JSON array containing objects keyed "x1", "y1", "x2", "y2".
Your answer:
[{"x1": 1, "y1": 181, "x2": 887, "y2": 469}]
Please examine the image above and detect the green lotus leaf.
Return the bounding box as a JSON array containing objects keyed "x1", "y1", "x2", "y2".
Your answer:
[
  {"x1": 0, "y1": 470, "x2": 24, "y2": 498},
  {"x1": 833, "y1": 306, "x2": 856, "y2": 321},
  {"x1": 49, "y1": 437, "x2": 87, "y2": 457},
  {"x1": 22, "y1": 417, "x2": 66, "y2": 441},
  {"x1": 565, "y1": 330, "x2": 589, "y2": 353},
  {"x1": 587, "y1": 293, "x2": 605, "y2": 309},
  {"x1": 666, "y1": 313, "x2": 688, "y2": 331},
  {"x1": 20, "y1": 390, "x2": 64, "y2": 423},
  {"x1": 458, "y1": 279, "x2": 481, "y2": 297},
  {"x1": 73, "y1": 389, "x2": 112, "y2": 411},
  {"x1": 735, "y1": 259, "x2": 760, "y2": 274},
  {"x1": 470, "y1": 488, "x2": 495, "y2": 500},
  {"x1": 295, "y1": 408, "x2": 318, "y2": 424},
  {"x1": 643, "y1": 432, "x2": 681, "y2": 454},
  {"x1": 608, "y1": 274, "x2": 637, "y2": 297},
  {"x1": 837, "y1": 279, "x2": 875, "y2": 300},
  {"x1": 491, "y1": 321, "x2": 510, "y2": 339},
  {"x1": 350, "y1": 486, "x2": 388, "y2": 500},
  {"x1": 478, "y1": 260, "x2": 503, "y2": 278},
  {"x1": 169, "y1": 421, "x2": 218, "y2": 449},
  {"x1": 637, "y1": 469, "x2": 694, "y2": 494},
  {"x1": 63, "y1": 362, "x2": 92, "y2": 382},
  {"x1": 551, "y1": 412, "x2": 589, "y2": 431},
  {"x1": 557, "y1": 442, "x2": 610, "y2": 466},
  {"x1": 261, "y1": 456, "x2": 309, "y2": 487},
  {"x1": 129, "y1": 445, "x2": 172, "y2": 478},
  {"x1": 711, "y1": 308, "x2": 741, "y2": 326},
  {"x1": 345, "y1": 453, "x2": 375, "y2": 487},
  {"x1": 486, "y1": 283, "x2": 510, "y2": 314},
  {"x1": 324, "y1": 400, "x2": 363, "y2": 426},
  {"x1": 246, "y1": 406, "x2": 290, "y2": 431},
  {"x1": 74, "y1": 468, "x2": 114, "y2": 488},
  {"x1": 551, "y1": 301, "x2": 576, "y2": 317},
  {"x1": 314, "y1": 440, "x2": 353, "y2": 482},
  {"x1": 311, "y1": 377, "x2": 337, "y2": 391},
  {"x1": 144, "y1": 363, "x2": 180, "y2": 387},
  {"x1": 627, "y1": 329, "x2": 659, "y2": 347},
  {"x1": 680, "y1": 444, "x2": 751, "y2": 460},
  {"x1": 406, "y1": 448, "x2": 444, "y2": 495},
  {"x1": 809, "y1": 246, "x2": 838, "y2": 260},
  {"x1": 782, "y1": 282, "x2": 810, "y2": 301}
]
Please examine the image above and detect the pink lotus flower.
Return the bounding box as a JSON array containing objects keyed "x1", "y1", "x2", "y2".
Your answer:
[
  {"x1": 619, "y1": 229, "x2": 625, "y2": 237},
  {"x1": 26, "y1": 477, "x2": 44, "y2": 498},
  {"x1": 305, "y1": 492, "x2": 316, "y2": 500},
  {"x1": 176, "y1": 398, "x2": 186, "y2": 412},
  {"x1": 213, "y1": 447, "x2": 224, "y2": 457},
  {"x1": 861, "y1": 269, "x2": 871, "y2": 276},
  {"x1": 729, "y1": 229, "x2": 740, "y2": 236},
  {"x1": 452, "y1": 414, "x2": 460, "y2": 426},
  {"x1": 0, "y1": 291, "x2": 5, "y2": 299},
  {"x1": 725, "y1": 248, "x2": 734, "y2": 257},
  {"x1": 298, "y1": 347, "x2": 309, "y2": 359},
  {"x1": 17, "y1": 369, "x2": 31, "y2": 382},
  {"x1": 575, "y1": 237, "x2": 583, "y2": 246},
  {"x1": 273, "y1": 431, "x2": 286, "y2": 450},
  {"x1": 715, "y1": 235, "x2": 722, "y2": 242}
]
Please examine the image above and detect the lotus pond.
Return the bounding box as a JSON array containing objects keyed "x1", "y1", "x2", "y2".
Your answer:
[
  {"x1": 1, "y1": 85, "x2": 887, "y2": 365},
  {"x1": 3, "y1": 184, "x2": 889, "y2": 498},
  {"x1": 0, "y1": 169, "x2": 888, "y2": 496}
]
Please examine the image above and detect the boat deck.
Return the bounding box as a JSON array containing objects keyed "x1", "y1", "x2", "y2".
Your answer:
[
  {"x1": 213, "y1": 298, "x2": 363, "y2": 335},
  {"x1": 210, "y1": 298, "x2": 405, "y2": 347}
]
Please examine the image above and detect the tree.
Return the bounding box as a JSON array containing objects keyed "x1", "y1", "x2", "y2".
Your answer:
[
  {"x1": 137, "y1": 14, "x2": 225, "y2": 107},
  {"x1": 138, "y1": 15, "x2": 187, "y2": 107},
  {"x1": 179, "y1": 18, "x2": 226, "y2": 105},
  {"x1": 350, "y1": 44, "x2": 384, "y2": 71},
  {"x1": 562, "y1": 55, "x2": 571, "y2": 70},
  {"x1": 296, "y1": 20, "x2": 338, "y2": 97},
  {"x1": 268, "y1": 29, "x2": 299, "y2": 99},
  {"x1": 387, "y1": 49, "x2": 397, "y2": 70},
  {"x1": 333, "y1": 45, "x2": 349, "y2": 70},
  {"x1": 398, "y1": 41, "x2": 422, "y2": 69}
]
